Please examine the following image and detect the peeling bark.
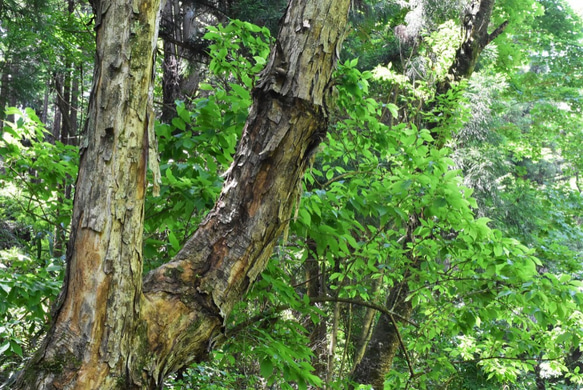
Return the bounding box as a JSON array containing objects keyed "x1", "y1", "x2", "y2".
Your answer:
[
  {"x1": 15, "y1": 0, "x2": 351, "y2": 388},
  {"x1": 15, "y1": 0, "x2": 164, "y2": 387},
  {"x1": 142, "y1": 1, "x2": 351, "y2": 381}
]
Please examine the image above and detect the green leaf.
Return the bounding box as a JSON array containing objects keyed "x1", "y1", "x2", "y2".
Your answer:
[
  {"x1": 0, "y1": 283, "x2": 11, "y2": 294},
  {"x1": 10, "y1": 340, "x2": 23, "y2": 357},
  {"x1": 171, "y1": 117, "x2": 186, "y2": 131},
  {"x1": 260, "y1": 358, "x2": 274, "y2": 378},
  {"x1": 229, "y1": 83, "x2": 250, "y2": 101},
  {"x1": 299, "y1": 208, "x2": 311, "y2": 227},
  {"x1": 0, "y1": 342, "x2": 10, "y2": 356},
  {"x1": 168, "y1": 230, "x2": 181, "y2": 252}
]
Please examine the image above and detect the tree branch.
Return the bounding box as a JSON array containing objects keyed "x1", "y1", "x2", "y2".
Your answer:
[
  {"x1": 487, "y1": 20, "x2": 509, "y2": 45},
  {"x1": 225, "y1": 295, "x2": 419, "y2": 339},
  {"x1": 310, "y1": 296, "x2": 418, "y2": 327}
]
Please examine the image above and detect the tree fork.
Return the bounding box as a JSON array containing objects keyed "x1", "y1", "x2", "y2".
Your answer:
[{"x1": 15, "y1": 0, "x2": 351, "y2": 388}]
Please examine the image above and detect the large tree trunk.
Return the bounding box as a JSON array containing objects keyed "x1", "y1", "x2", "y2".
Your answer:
[
  {"x1": 349, "y1": 1, "x2": 508, "y2": 388},
  {"x1": 15, "y1": 0, "x2": 350, "y2": 388},
  {"x1": 15, "y1": 0, "x2": 166, "y2": 387}
]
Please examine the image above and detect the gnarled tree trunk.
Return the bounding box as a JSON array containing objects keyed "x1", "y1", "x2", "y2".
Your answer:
[{"x1": 15, "y1": 0, "x2": 351, "y2": 388}]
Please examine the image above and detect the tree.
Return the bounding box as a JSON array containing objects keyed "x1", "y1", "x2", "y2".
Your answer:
[
  {"x1": 350, "y1": 1, "x2": 510, "y2": 387},
  {"x1": 14, "y1": 0, "x2": 352, "y2": 388}
]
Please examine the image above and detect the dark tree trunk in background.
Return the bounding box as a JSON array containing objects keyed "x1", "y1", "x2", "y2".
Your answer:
[
  {"x1": 305, "y1": 239, "x2": 328, "y2": 378},
  {"x1": 161, "y1": 0, "x2": 181, "y2": 122},
  {"x1": 351, "y1": 281, "x2": 412, "y2": 388},
  {"x1": 0, "y1": 63, "x2": 10, "y2": 132},
  {"x1": 52, "y1": 74, "x2": 63, "y2": 142},
  {"x1": 70, "y1": 66, "x2": 80, "y2": 143}
]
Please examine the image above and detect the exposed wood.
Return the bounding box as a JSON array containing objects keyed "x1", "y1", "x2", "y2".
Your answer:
[{"x1": 142, "y1": 1, "x2": 351, "y2": 382}]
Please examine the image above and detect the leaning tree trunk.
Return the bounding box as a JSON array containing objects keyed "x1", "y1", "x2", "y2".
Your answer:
[
  {"x1": 15, "y1": 0, "x2": 351, "y2": 388},
  {"x1": 350, "y1": 1, "x2": 508, "y2": 388}
]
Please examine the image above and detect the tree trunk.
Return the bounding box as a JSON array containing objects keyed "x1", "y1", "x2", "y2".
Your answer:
[
  {"x1": 305, "y1": 239, "x2": 328, "y2": 378},
  {"x1": 160, "y1": 0, "x2": 180, "y2": 123},
  {"x1": 438, "y1": 0, "x2": 508, "y2": 92},
  {"x1": 15, "y1": 0, "x2": 351, "y2": 388},
  {"x1": 351, "y1": 281, "x2": 412, "y2": 389},
  {"x1": 349, "y1": 1, "x2": 508, "y2": 387},
  {"x1": 327, "y1": 300, "x2": 340, "y2": 384},
  {"x1": 0, "y1": 63, "x2": 10, "y2": 132},
  {"x1": 55, "y1": 71, "x2": 74, "y2": 144},
  {"x1": 70, "y1": 65, "x2": 80, "y2": 143},
  {"x1": 0, "y1": 62, "x2": 15, "y2": 130},
  {"x1": 351, "y1": 277, "x2": 382, "y2": 370},
  {"x1": 42, "y1": 84, "x2": 49, "y2": 126},
  {"x1": 52, "y1": 74, "x2": 63, "y2": 142},
  {"x1": 15, "y1": 0, "x2": 166, "y2": 387}
]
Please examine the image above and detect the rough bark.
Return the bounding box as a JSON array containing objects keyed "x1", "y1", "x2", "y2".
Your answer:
[
  {"x1": 350, "y1": 1, "x2": 508, "y2": 388},
  {"x1": 142, "y1": 0, "x2": 350, "y2": 381},
  {"x1": 15, "y1": 0, "x2": 165, "y2": 387},
  {"x1": 15, "y1": 0, "x2": 351, "y2": 388}
]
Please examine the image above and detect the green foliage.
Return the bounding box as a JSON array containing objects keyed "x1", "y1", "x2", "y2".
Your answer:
[
  {"x1": 204, "y1": 19, "x2": 272, "y2": 89},
  {"x1": 229, "y1": 0, "x2": 288, "y2": 36},
  {"x1": 144, "y1": 20, "x2": 271, "y2": 267},
  {"x1": 0, "y1": 248, "x2": 63, "y2": 376},
  {"x1": 2, "y1": 3, "x2": 583, "y2": 389},
  {"x1": 0, "y1": 1, "x2": 94, "y2": 114},
  {"x1": 0, "y1": 108, "x2": 78, "y2": 236},
  {"x1": 227, "y1": 260, "x2": 324, "y2": 390},
  {"x1": 0, "y1": 107, "x2": 74, "y2": 381},
  {"x1": 287, "y1": 54, "x2": 583, "y2": 388}
]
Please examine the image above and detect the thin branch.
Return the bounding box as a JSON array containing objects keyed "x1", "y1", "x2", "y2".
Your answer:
[
  {"x1": 226, "y1": 294, "x2": 420, "y2": 339},
  {"x1": 452, "y1": 355, "x2": 562, "y2": 365},
  {"x1": 388, "y1": 312, "x2": 415, "y2": 378},
  {"x1": 310, "y1": 296, "x2": 418, "y2": 327},
  {"x1": 486, "y1": 20, "x2": 509, "y2": 46}
]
